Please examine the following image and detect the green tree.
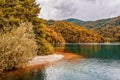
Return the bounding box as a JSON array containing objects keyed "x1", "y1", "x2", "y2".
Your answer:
[{"x1": 0, "y1": 0, "x2": 40, "y2": 31}]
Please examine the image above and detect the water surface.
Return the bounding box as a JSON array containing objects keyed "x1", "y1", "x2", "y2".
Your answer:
[{"x1": 0, "y1": 43, "x2": 120, "y2": 80}]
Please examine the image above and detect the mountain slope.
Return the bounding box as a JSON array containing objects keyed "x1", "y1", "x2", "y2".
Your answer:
[
  {"x1": 46, "y1": 21, "x2": 105, "y2": 43},
  {"x1": 65, "y1": 16, "x2": 120, "y2": 42}
]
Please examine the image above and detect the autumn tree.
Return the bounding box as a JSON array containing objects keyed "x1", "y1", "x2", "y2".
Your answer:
[{"x1": 48, "y1": 21, "x2": 105, "y2": 43}]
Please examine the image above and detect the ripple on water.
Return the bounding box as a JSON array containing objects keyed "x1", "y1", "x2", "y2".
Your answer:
[
  {"x1": 1, "y1": 59, "x2": 120, "y2": 80},
  {"x1": 45, "y1": 59, "x2": 120, "y2": 80}
]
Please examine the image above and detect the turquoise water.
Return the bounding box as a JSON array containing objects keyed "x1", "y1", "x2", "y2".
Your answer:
[
  {"x1": 64, "y1": 43, "x2": 120, "y2": 59},
  {"x1": 0, "y1": 44, "x2": 120, "y2": 80}
]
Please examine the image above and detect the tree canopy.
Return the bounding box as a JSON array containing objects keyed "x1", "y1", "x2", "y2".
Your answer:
[{"x1": 0, "y1": 0, "x2": 40, "y2": 31}]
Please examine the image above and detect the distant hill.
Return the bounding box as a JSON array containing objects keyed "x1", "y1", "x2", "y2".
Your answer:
[
  {"x1": 64, "y1": 18, "x2": 91, "y2": 26},
  {"x1": 64, "y1": 16, "x2": 120, "y2": 42},
  {"x1": 64, "y1": 16, "x2": 120, "y2": 28}
]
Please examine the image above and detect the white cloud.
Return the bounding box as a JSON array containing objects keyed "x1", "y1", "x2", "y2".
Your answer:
[{"x1": 36, "y1": 0, "x2": 120, "y2": 21}]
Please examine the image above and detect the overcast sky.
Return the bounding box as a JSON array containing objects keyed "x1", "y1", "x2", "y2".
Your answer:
[{"x1": 36, "y1": 0, "x2": 120, "y2": 21}]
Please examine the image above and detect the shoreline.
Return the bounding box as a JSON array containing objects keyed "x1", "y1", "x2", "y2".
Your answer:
[
  {"x1": 27, "y1": 53, "x2": 64, "y2": 67},
  {"x1": 26, "y1": 51, "x2": 82, "y2": 68},
  {"x1": 0, "y1": 52, "x2": 82, "y2": 76},
  {"x1": 55, "y1": 51, "x2": 82, "y2": 60}
]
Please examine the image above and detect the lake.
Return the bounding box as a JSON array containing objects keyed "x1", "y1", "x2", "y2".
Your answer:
[{"x1": 0, "y1": 43, "x2": 120, "y2": 80}]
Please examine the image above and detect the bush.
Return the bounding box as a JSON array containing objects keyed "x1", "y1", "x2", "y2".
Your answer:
[
  {"x1": 36, "y1": 38, "x2": 54, "y2": 55},
  {"x1": 0, "y1": 22, "x2": 38, "y2": 74}
]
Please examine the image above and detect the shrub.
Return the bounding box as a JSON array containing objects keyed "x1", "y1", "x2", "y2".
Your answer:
[
  {"x1": 0, "y1": 22, "x2": 38, "y2": 74},
  {"x1": 36, "y1": 38, "x2": 54, "y2": 55}
]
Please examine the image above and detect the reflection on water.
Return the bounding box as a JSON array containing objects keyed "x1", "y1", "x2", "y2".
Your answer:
[
  {"x1": 1, "y1": 44, "x2": 120, "y2": 80},
  {"x1": 0, "y1": 67, "x2": 46, "y2": 80},
  {"x1": 60, "y1": 43, "x2": 120, "y2": 59}
]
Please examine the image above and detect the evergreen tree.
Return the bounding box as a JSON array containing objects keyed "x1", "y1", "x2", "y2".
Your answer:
[{"x1": 0, "y1": 0, "x2": 40, "y2": 31}]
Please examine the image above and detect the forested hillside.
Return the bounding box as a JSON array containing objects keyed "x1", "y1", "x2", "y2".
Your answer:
[
  {"x1": 46, "y1": 21, "x2": 105, "y2": 43},
  {"x1": 65, "y1": 16, "x2": 120, "y2": 42},
  {"x1": 64, "y1": 18, "x2": 91, "y2": 27}
]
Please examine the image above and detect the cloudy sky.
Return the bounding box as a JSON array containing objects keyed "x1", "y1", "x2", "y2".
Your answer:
[{"x1": 36, "y1": 0, "x2": 120, "y2": 21}]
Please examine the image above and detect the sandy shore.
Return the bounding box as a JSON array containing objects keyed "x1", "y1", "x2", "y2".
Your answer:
[
  {"x1": 27, "y1": 54, "x2": 64, "y2": 67},
  {"x1": 0, "y1": 52, "x2": 82, "y2": 76},
  {"x1": 27, "y1": 52, "x2": 82, "y2": 67}
]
